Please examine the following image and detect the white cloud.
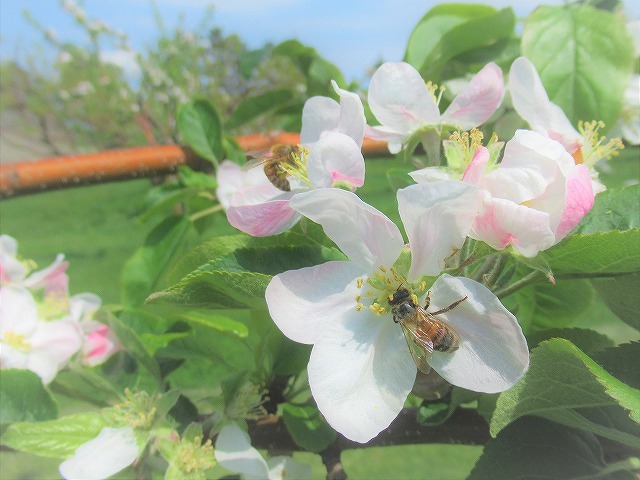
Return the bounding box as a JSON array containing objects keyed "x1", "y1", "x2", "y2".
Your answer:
[{"x1": 100, "y1": 50, "x2": 140, "y2": 77}]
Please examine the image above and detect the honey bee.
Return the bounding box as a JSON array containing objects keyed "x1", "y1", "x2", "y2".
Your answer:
[
  {"x1": 388, "y1": 287, "x2": 465, "y2": 374},
  {"x1": 243, "y1": 143, "x2": 303, "y2": 192}
]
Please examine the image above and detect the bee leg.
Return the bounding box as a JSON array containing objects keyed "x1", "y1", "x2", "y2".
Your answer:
[
  {"x1": 423, "y1": 291, "x2": 431, "y2": 310},
  {"x1": 430, "y1": 296, "x2": 468, "y2": 315}
]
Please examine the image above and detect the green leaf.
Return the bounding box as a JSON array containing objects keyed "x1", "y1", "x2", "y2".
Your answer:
[
  {"x1": 177, "y1": 99, "x2": 224, "y2": 165},
  {"x1": 272, "y1": 39, "x2": 345, "y2": 97},
  {"x1": 226, "y1": 89, "x2": 293, "y2": 130},
  {"x1": 593, "y1": 342, "x2": 640, "y2": 389},
  {"x1": 282, "y1": 403, "x2": 336, "y2": 453},
  {"x1": 139, "y1": 332, "x2": 191, "y2": 355},
  {"x1": 575, "y1": 185, "x2": 640, "y2": 234},
  {"x1": 491, "y1": 339, "x2": 640, "y2": 447},
  {"x1": 139, "y1": 185, "x2": 198, "y2": 224},
  {"x1": 121, "y1": 216, "x2": 195, "y2": 307},
  {"x1": 1, "y1": 413, "x2": 106, "y2": 459},
  {"x1": 0, "y1": 370, "x2": 57, "y2": 423},
  {"x1": 51, "y1": 368, "x2": 120, "y2": 407},
  {"x1": 521, "y1": 5, "x2": 634, "y2": 128},
  {"x1": 150, "y1": 244, "x2": 343, "y2": 308},
  {"x1": 526, "y1": 328, "x2": 615, "y2": 353},
  {"x1": 222, "y1": 135, "x2": 248, "y2": 165},
  {"x1": 416, "y1": 387, "x2": 479, "y2": 426},
  {"x1": 100, "y1": 311, "x2": 162, "y2": 385},
  {"x1": 238, "y1": 48, "x2": 268, "y2": 80},
  {"x1": 470, "y1": 416, "x2": 638, "y2": 480},
  {"x1": 543, "y1": 229, "x2": 640, "y2": 275},
  {"x1": 178, "y1": 166, "x2": 217, "y2": 190},
  {"x1": 177, "y1": 310, "x2": 249, "y2": 337},
  {"x1": 405, "y1": 4, "x2": 516, "y2": 80},
  {"x1": 530, "y1": 279, "x2": 595, "y2": 330},
  {"x1": 592, "y1": 272, "x2": 640, "y2": 330}
]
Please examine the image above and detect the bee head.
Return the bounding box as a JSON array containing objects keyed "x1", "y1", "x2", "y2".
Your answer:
[{"x1": 388, "y1": 287, "x2": 411, "y2": 306}]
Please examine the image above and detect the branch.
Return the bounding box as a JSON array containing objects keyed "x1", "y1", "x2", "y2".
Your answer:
[
  {"x1": 0, "y1": 133, "x2": 390, "y2": 198},
  {"x1": 247, "y1": 407, "x2": 490, "y2": 452}
]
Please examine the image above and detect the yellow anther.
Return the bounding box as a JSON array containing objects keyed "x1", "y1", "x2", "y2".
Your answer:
[
  {"x1": 356, "y1": 303, "x2": 363, "y2": 311},
  {"x1": 369, "y1": 303, "x2": 387, "y2": 316},
  {"x1": 366, "y1": 278, "x2": 373, "y2": 284},
  {"x1": 419, "y1": 281, "x2": 427, "y2": 291},
  {"x1": 356, "y1": 278, "x2": 363, "y2": 288},
  {"x1": 379, "y1": 265, "x2": 387, "y2": 272},
  {"x1": 355, "y1": 294, "x2": 361, "y2": 302},
  {"x1": 411, "y1": 294, "x2": 419, "y2": 305}
]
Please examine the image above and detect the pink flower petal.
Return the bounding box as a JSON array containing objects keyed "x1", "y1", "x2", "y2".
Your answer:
[
  {"x1": 441, "y1": 62, "x2": 504, "y2": 129},
  {"x1": 461, "y1": 146, "x2": 490, "y2": 185},
  {"x1": 555, "y1": 164, "x2": 594, "y2": 239},
  {"x1": 226, "y1": 198, "x2": 300, "y2": 237},
  {"x1": 471, "y1": 196, "x2": 555, "y2": 257}
]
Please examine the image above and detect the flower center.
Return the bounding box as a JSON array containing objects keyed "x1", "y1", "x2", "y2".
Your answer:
[
  {"x1": 354, "y1": 266, "x2": 427, "y2": 316},
  {"x1": 425, "y1": 81, "x2": 445, "y2": 106},
  {"x1": 444, "y1": 129, "x2": 500, "y2": 176},
  {"x1": 226, "y1": 382, "x2": 267, "y2": 421},
  {"x1": 175, "y1": 436, "x2": 215, "y2": 474},
  {"x1": 2, "y1": 331, "x2": 31, "y2": 350},
  {"x1": 578, "y1": 120, "x2": 624, "y2": 167},
  {"x1": 110, "y1": 389, "x2": 157, "y2": 429},
  {"x1": 277, "y1": 144, "x2": 312, "y2": 189}
]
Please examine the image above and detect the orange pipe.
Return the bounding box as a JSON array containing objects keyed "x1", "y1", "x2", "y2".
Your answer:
[{"x1": 0, "y1": 132, "x2": 389, "y2": 198}]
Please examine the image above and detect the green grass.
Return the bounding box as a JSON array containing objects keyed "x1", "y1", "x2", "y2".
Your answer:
[{"x1": 1, "y1": 179, "x2": 152, "y2": 303}]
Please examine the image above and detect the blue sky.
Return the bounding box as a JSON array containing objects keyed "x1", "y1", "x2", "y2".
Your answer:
[{"x1": 1, "y1": 0, "x2": 638, "y2": 82}]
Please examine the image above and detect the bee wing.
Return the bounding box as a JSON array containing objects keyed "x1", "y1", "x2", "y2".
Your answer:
[
  {"x1": 399, "y1": 322, "x2": 433, "y2": 375},
  {"x1": 241, "y1": 157, "x2": 268, "y2": 171}
]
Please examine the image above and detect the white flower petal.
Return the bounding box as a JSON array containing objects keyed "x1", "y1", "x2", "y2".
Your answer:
[
  {"x1": 426, "y1": 275, "x2": 529, "y2": 393},
  {"x1": 216, "y1": 160, "x2": 274, "y2": 211},
  {"x1": 441, "y1": 62, "x2": 504, "y2": 130},
  {"x1": 22, "y1": 254, "x2": 69, "y2": 295},
  {"x1": 398, "y1": 182, "x2": 480, "y2": 279},
  {"x1": 267, "y1": 456, "x2": 312, "y2": 480},
  {"x1": 509, "y1": 57, "x2": 581, "y2": 151},
  {"x1": 306, "y1": 131, "x2": 365, "y2": 189},
  {"x1": 69, "y1": 293, "x2": 102, "y2": 323},
  {"x1": 29, "y1": 319, "x2": 83, "y2": 384},
  {"x1": 300, "y1": 96, "x2": 340, "y2": 145},
  {"x1": 0, "y1": 235, "x2": 26, "y2": 284},
  {"x1": 215, "y1": 423, "x2": 269, "y2": 480},
  {"x1": 364, "y1": 125, "x2": 404, "y2": 154},
  {"x1": 59, "y1": 427, "x2": 139, "y2": 480},
  {"x1": 482, "y1": 130, "x2": 568, "y2": 203},
  {"x1": 308, "y1": 309, "x2": 415, "y2": 443},
  {"x1": 409, "y1": 167, "x2": 453, "y2": 183},
  {"x1": 0, "y1": 285, "x2": 38, "y2": 335},
  {"x1": 332, "y1": 80, "x2": 366, "y2": 147},
  {"x1": 290, "y1": 189, "x2": 404, "y2": 271},
  {"x1": 266, "y1": 261, "x2": 365, "y2": 344},
  {"x1": 368, "y1": 62, "x2": 440, "y2": 135}
]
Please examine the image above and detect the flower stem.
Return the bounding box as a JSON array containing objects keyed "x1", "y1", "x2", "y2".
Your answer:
[
  {"x1": 189, "y1": 204, "x2": 223, "y2": 221},
  {"x1": 484, "y1": 253, "x2": 509, "y2": 288},
  {"x1": 494, "y1": 270, "x2": 546, "y2": 298}
]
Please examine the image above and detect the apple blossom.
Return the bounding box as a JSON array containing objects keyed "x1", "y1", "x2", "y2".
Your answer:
[
  {"x1": 609, "y1": 74, "x2": 640, "y2": 145},
  {"x1": 509, "y1": 56, "x2": 624, "y2": 192},
  {"x1": 220, "y1": 81, "x2": 366, "y2": 237},
  {"x1": 215, "y1": 422, "x2": 311, "y2": 480},
  {"x1": 265, "y1": 188, "x2": 528, "y2": 443},
  {"x1": 59, "y1": 426, "x2": 139, "y2": 480},
  {"x1": 0, "y1": 286, "x2": 82, "y2": 384},
  {"x1": 69, "y1": 293, "x2": 120, "y2": 367},
  {"x1": 0, "y1": 234, "x2": 69, "y2": 295},
  {"x1": 366, "y1": 61, "x2": 504, "y2": 153},
  {"x1": 407, "y1": 130, "x2": 595, "y2": 271}
]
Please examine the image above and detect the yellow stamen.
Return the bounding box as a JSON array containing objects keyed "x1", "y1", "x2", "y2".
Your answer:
[{"x1": 356, "y1": 278, "x2": 363, "y2": 289}]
